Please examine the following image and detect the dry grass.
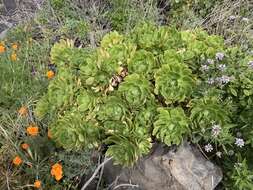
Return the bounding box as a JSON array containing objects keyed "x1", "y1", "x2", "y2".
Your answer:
[
  {"x1": 0, "y1": 0, "x2": 45, "y2": 27},
  {"x1": 201, "y1": 0, "x2": 253, "y2": 48}
]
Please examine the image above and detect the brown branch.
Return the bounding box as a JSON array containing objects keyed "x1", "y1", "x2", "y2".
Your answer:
[
  {"x1": 113, "y1": 183, "x2": 139, "y2": 190},
  {"x1": 81, "y1": 157, "x2": 113, "y2": 190}
]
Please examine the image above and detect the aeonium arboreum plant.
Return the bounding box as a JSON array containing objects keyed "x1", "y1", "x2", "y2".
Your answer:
[
  {"x1": 35, "y1": 22, "x2": 253, "y2": 173},
  {"x1": 154, "y1": 61, "x2": 195, "y2": 104},
  {"x1": 118, "y1": 73, "x2": 153, "y2": 108},
  {"x1": 153, "y1": 107, "x2": 189, "y2": 146}
]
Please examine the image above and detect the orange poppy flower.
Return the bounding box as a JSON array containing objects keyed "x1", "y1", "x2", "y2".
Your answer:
[
  {"x1": 26, "y1": 124, "x2": 39, "y2": 136},
  {"x1": 18, "y1": 106, "x2": 28, "y2": 116},
  {"x1": 0, "y1": 45, "x2": 5, "y2": 53},
  {"x1": 55, "y1": 173, "x2": 63, "y2": 181},
  {"x1": 51, "y1": 163, "x2": 63, "y2": 181},
  {"x1": 12, "y1": 156, "x2": 22, "y2": 166},
  {"x1": 11, "y1": 53, "x2": 17, "y2": 61},
  {"x1": 21, "y1": 143, "x2": 29, "y2": 150},
  {"x1": 34, "y1": 180, "x2": 41, "y2": 189},
  {"x1": 12, "y1": 43, "x2": 18, "y2": 50},
  {"x1": 47, "y1": 130, "x2": 52, "y2": 139},
  {"x1": 47, "y1": 70, "x2": 55, "y2": 79}
]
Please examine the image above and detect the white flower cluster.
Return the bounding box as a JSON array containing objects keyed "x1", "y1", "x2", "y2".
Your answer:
[
  {"x1": 211, "y1": 124, "x2": 221, "y2": 137},
  {"x1": 204, "y1": 143, "x2": 213, "y2": 152},
  {"x1": 235, "y1": 138, "x2": 245, "y2": 148}
]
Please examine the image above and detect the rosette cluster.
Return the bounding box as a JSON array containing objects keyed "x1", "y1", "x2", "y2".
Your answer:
[{"x1": 36, "y1": 22, "x2": 241, "y2": 167}]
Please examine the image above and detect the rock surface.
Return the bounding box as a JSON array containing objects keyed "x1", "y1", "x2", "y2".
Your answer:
[
  {"x1": 0, "y1": 0, "x2": 44, "y2": 39},
  {"x1": 103, "y1": 142, "x2": 222, "y2": 190},
  {"x1": 0, "y1": 23, "x2": 8, "y2": 33},
  {"x1": 2, "y1": 0, "x2": 16, "y2": 14},
  {"x1": 0, "y1": 21, "x2": 12, "y2": 39}
]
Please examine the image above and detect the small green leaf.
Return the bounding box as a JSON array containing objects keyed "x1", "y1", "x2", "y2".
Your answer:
[{"x1": 230, "y1": 88, "x2": 237, "y2": 96}]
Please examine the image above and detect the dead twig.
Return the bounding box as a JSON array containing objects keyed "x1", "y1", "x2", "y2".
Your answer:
[
  {"x1": 113, "y1": 183, "x2": 139, "y2": 190},
  {"x1": 197, "y1": 143, "x2": 209, "y2": 160},
  {"x1": 96, "y1": 155, "x2": 104, "y2": 190},
  {"x1": 81, "y1": 157, "x2": 113, "y2": 190},
  {"x1": 106, "y1": 175, "x2": 120, "y2": 190}
]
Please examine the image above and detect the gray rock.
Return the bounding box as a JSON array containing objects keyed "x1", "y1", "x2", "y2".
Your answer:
[
  {"x1": 0, "y1": 28, "x2": 8, "y2": 39},
  {"x1": 0, "y1": 23, "x2": 8, "y2": 33},
  {"x1": 0, "y1": 22, "x2": 13, "y2": 39},
  {"x1": 2, "y1": 0, "x2": 16, "y2": 13},
  {"x1": 103, "y1": 142, "x2": 222, "y2": 190}
]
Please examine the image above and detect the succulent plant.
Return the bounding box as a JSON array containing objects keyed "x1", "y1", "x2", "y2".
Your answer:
[
  {"x1": 50, "y1": 39, "x2": 74, "y2": 67},
  {"x1": 153, "y1": 107, "x2": 189, "y2": 146},
  {"x1": 50, "y1": 111, "x2": 100, "y2": 150},
  {"x1": 101, "y1": 31, "x2": 124, "y2": 49},
  {"x1": 37, "y1": 23, "x2": 246, "y2": 168},
  {"x1": 130, "y1": 23, "x2": 182, "y2": 53},
  {"x1": 128, "y1": 49, "x2": 156, "y2": 78},
  {"x1": 154, "y1": 62, "x2": 195, "y2": 104},
  {"x1": 190, "y1": 96, "x2": 230, "y2": 128},
  {"x1": 76, "y1": 89, "x2": 97, "y2": 112},
  {"x1": 118, "y1": 74, "x2": 153, "y2": 108},
  {"x1": 96, "y1": 96, "x2": 128, "y2": 121},
  {"x1": 104, "y1": 122, "x2": 152, "y2": 166},
  {"x1": 34, "y1": 95, "x2": 50, "y2": 119},
  {"x1": 35, "y1": 68, "x2": 76, "y2": 118}
]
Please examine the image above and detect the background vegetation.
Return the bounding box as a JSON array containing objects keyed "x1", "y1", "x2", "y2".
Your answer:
[{"x1": 0, "y1": 0, "x2": 252, "y2": 189}]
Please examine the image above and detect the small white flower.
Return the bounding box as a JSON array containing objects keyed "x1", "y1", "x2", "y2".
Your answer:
[
  {"x1": 218, "y1": 64, "x2": 226, "y2": 71},
  {"x1": 248, "y1": 61, "x2": 253, "y2": 69},
  {"x1": 207, "y1": 78, "x2": 215, "y2": 85},
  {"x1": 204, "y1": 143, "x2": 213, "y2": 152},
  {"x1": 212, "y1": 124, "x2": 221, "y2": 137},
  {"x1": 206, "y1": 59, "x2": 214, "y2": 65},
  {"x1": 242, "y1": 17, "x2": 249, "y2": 22},
  {"x1": 201, "y1": 64, "x2": 209, "y2": 71},
  {"x1": 217, "y1": 75, "x2": 231, "y2": 84},
  {"x1": 229, "y1": 15, "x2": 236, "y2": 20},
  {"x1": 234, "y1": 162, "x2": 242, "y2": 168},
  {"x1": 216, "y1": 52, "x2": 225, "y2": 61},
  {"x1": 235, "y1": 138, "x2": 245, "y2": 148},
  {"x1": 216, "y1": 151, "x2": 222, "y2": 158}
]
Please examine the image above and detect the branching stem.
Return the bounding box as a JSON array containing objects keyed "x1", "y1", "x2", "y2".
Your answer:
[{"x1": 81, "y1": 157, "x2": 113, "y2": 190}]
